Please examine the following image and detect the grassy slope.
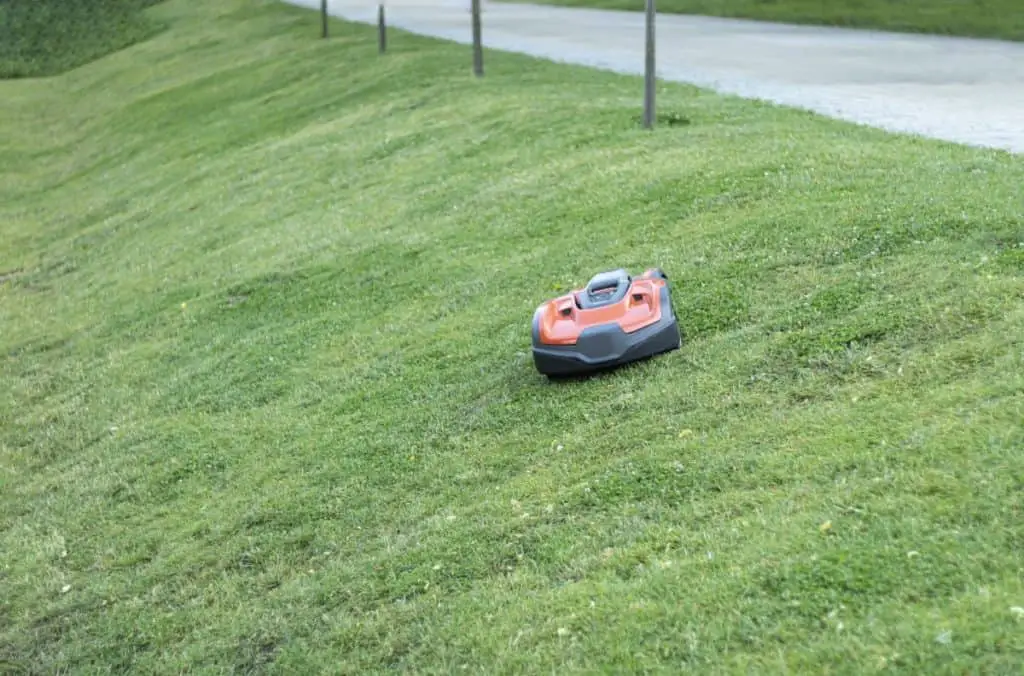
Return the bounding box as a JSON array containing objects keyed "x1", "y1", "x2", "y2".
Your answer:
[
  {"x1": 2, "y1": 0, "x2": 1024, "y2": 672},
  {"x1": 0, "y1": 0, "x2": 165, "y2": 79},
  {"x1": 515, "y1": 0, "x2": 1024, "y2": 42}
]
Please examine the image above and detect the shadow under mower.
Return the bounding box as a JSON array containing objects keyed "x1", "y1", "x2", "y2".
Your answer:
[{"x1": 531, "y1": 268, "x2": 681, "y2": 378}]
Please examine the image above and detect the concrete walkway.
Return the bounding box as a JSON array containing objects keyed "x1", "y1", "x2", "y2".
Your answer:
[{"x1": 289, "y1": 0, "x2": 1024, "y2": 154}]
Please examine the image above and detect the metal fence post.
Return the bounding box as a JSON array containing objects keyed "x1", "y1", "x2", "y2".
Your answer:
[
  {"x1": 472, "y1": 0, "x2": 483, "y2": 76},
  {"x1": 644, "y1": 0, "x2": 656, "y2": 128}
]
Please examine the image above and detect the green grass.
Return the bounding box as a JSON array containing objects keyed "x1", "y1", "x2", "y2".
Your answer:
[
  {"x1": 515, "y1": 0, "x2": 1024, "y2": 42},
  {"x1": 0, "y1": 0, "x2": 165, "y2": 79},
  {"x1": 3, "y1": 0, "x2": 1024, "y2": 672}
]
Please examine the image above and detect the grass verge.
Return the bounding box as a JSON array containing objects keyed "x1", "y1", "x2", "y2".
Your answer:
[
  {"x1": 2, "y1": 0, "x2": 1024, "y2": 672},
  {"x1": 0, "y1": 0, "x2": 166, "y2": 79},
  {"x1": 513, "y1": 0, "x2": 1024, "y2": 42}
]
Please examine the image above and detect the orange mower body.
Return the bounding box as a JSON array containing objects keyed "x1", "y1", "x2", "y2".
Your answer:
[{"x1": 531, "y1": 268, "x2": 681, "y2": 377}]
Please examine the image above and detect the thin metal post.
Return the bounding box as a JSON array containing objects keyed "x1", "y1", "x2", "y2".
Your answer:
[
  {"x1": 471, "y1": 0, "x2": 483, "y2": 76},
  {"x1": 643, "y1": 0, "x2": 656, "y2": 128},
  {"x1": 321, "y1": 0, "x2": 328, "y2": 38},
  {"x1": 378, "y1": 4, "x2": 386, "y2": 53}
]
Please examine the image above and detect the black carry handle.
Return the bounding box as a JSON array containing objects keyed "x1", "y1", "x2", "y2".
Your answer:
[
  {"x1": 586, "y1": 269, "x2": 630, "y2": 294},
  {"x1": 579, "y1": 269, "x2": 631, "y2": 309}
]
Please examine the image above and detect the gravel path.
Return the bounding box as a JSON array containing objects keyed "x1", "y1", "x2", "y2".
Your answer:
[{"x1": 289, "y1": 0, "x2": 1024, "y2": 154}]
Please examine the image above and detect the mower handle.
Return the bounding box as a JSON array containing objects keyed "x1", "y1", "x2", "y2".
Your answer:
[{"x1": 578, "y1": 269, "x2": 631, "y2": 309}]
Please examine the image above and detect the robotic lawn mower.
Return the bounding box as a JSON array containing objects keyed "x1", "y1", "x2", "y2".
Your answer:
[{"x1": 531, "y1": 267, "x2": 681, "y2": 377}]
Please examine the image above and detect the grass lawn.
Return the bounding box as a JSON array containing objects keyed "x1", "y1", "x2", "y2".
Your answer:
[
  {"x1": 2, "y1": 0, "x2": 1024, "y2": 671},
  {"x1": 0, "y1": 0, "x2": 166, "y2": 79},
  {"x1": 514, "y1": 0, "x2": 1024, "y2": 42}
]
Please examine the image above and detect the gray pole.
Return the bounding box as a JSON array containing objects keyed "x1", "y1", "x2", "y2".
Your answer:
[
  {"x1": 321, "y1": 0, "x2": 328, "y2": 38},
  {"x1": 472, "y1": 0, "x2": 483, "y2": 76},
  {"x1": 643, "y1": 0, "x2": 656, "y2": 128},
  {"x1": 378, "y1": 4, "x2": 386, "y2": 53}
]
